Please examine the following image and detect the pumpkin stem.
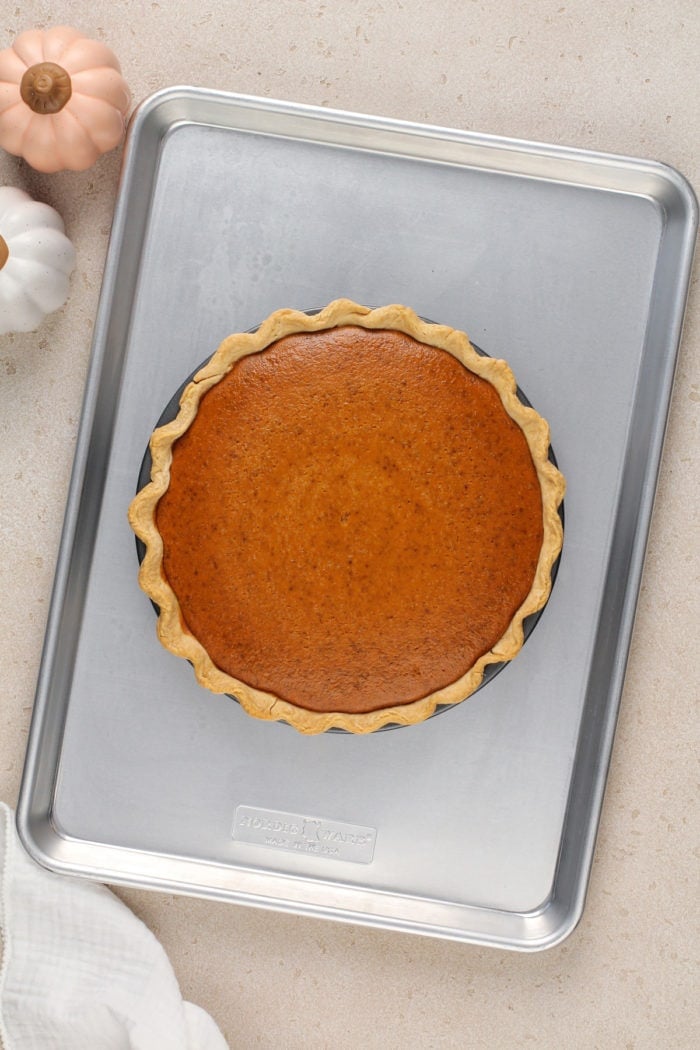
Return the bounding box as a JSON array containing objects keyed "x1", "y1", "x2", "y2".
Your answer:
[
  {"x1": 20, "y1": 62, "x2": 72, "y2": 115},
  {"x1": 0, "y1": 234, "x2": 9, "y2": 271}
]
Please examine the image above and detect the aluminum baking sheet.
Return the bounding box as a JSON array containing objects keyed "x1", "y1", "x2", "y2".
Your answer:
[{"x1": 17, "y1": 88, "x2": 697, "y2": 950}]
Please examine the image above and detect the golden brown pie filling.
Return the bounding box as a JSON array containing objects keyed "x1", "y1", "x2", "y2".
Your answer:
[{"x1": 130, "y1": 301, "x2": 565, "y2": 733}]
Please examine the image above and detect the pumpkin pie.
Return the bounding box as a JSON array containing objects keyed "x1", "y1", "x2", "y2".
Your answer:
[{"x1": 129, "y1": 300, "x2": 565, "y2": 734}]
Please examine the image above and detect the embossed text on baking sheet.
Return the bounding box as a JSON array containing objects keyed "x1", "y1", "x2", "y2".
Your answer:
[{"x1": 232, "y1": 806, "x2": 377, "y2": 864}]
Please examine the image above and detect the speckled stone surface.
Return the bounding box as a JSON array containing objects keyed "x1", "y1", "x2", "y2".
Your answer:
[{"x1": 1, "y1": 2, "x2": 698, "y2": 1047}]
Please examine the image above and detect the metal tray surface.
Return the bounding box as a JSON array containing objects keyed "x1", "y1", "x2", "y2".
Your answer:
[{"x1": 17, "y1": 88, "x2": 697, "y2": 950}]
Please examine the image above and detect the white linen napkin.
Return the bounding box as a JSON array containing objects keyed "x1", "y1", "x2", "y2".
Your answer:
[{"x1": 0, "y1": 803, "x2": 229, "y2": 1049}]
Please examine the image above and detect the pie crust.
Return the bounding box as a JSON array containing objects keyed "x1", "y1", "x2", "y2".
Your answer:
[{"x1": 129, "y1": 300, "x2": 565, "y2": 734}]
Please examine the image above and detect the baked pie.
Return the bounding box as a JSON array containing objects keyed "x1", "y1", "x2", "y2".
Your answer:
[{"x1": 129, "y1": 300, "x2": 565, "y2": 733}]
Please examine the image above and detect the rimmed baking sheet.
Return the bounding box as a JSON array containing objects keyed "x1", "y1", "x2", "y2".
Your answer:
[{"x1": 18, "y1": 88, "x2": 697, "y2": 950}]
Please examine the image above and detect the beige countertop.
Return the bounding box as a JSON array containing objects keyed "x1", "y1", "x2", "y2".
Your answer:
[{"x1": 1, "y1": 2, "x2": 698, "y2": 1047}]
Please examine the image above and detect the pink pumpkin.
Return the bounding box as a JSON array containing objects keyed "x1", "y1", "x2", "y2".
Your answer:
[{"x1": 0, "y1": 26, "x2": 131, "y2": 173}]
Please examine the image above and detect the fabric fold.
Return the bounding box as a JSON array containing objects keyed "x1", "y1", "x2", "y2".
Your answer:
[{"x1": 0, "y1": 803, "x2": 228, "y2": 1050}]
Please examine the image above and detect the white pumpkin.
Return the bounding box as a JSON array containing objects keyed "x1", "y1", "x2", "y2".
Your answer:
[{"x1": 0, "y1": 185, "x2": 75, "y2": 334}]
